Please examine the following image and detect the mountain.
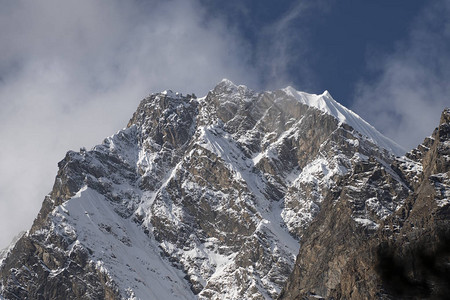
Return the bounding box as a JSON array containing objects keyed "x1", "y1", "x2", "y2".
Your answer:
[
  {"x1": 0, "y1": 80, "x2": 447, "y2": 299},
  {"x1": 280, "y1": 108, "x2": 450, "y2": 299},
  {"x1": 0, "y1": 232, "x2": 25, "y2": 266}
]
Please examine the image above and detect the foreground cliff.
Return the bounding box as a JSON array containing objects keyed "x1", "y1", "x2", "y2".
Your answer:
[
  {"x1": 0, "y1": 80, "x2": 446, "y2": 300},
  {"x1": 280, "y1": 108, "x2": 450, "y2": 299}
]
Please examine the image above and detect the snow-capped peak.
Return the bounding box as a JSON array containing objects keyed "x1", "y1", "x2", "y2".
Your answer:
[
  {"x1": 282, "y1": 86, "x2": 405, "y2": 156},
  {"x1": 219, "y1": 78, "x2": 236, "y2": 87},
  {"x1": 215, "y1": 78, "x2": 250, "y2": 93}
]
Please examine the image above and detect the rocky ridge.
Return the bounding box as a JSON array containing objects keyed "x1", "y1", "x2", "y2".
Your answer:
[
  {"x1": 1, "y1": 80, "x2": 443, "y2": 300},
  {"x1": 279, "y1": 108, "x2": 450, "y2": 299}
]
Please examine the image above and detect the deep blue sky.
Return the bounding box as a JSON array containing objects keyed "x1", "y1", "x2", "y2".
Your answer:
[{"x1": 201, "y1": 0, "x2": 427, "y2": 106}]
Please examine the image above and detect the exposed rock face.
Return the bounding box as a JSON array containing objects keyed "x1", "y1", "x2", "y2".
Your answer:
[
  {"x1": 279, "y1": 108, "x2": 450, "y2": 300},
  {"x1": 1, "y1": 79, "x2": 442, "y2": 300}
]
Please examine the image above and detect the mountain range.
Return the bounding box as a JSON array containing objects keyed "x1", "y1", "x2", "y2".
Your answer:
[{"x1": 1, "y1": 80, "x2": 448, "y2": 299}]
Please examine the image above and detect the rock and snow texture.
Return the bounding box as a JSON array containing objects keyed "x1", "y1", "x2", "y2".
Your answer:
[
  {"x1": 53, "y1": 186, "x2": 194, "y2": 300},
  {"x1": 0, "y1": 79, "x2": 412, "y2": 300},
  {"x1": 280, "y1": 108, "x2": 450, "y2": 300},
  {"x1": 282, "y1": 86, "x2": 405, "y2": 156},
  {"x1": 0, "y1": 232, "x2": 25, "y2": 266}
]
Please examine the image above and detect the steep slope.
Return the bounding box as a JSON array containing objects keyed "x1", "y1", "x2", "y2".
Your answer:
[
  {"x1": 282, "y1": 87, "x2": 404, "y2": 156},
  {"x1": 280, "y1": 108, "x2": 450, "y2": 299},
  {"x1": 1, "y1": 80, "x2": 405, "y2": 299},
  {"x1": 0, "y1": 232, "x2": 25, "y2": 266}
]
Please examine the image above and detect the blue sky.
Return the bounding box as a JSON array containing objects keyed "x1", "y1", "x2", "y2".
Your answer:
[
  {"x1": 201, "y1": 1, "x2": 427, "y2": 100},
  {"x1": 0, "y1": 0, "x2": 448, "y2": 248}
]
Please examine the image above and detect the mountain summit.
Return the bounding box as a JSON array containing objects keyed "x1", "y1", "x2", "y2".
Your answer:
[{"x1": 0, "y1": 81, "x2": 448, "y2": 299}]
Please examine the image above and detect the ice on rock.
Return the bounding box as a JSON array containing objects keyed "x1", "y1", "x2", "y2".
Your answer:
[{"x1": 282, "y1": 86, "x2": 405, "y2": 156}]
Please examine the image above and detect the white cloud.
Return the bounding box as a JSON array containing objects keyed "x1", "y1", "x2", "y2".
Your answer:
[
  {"x1": 254, "y1": 1, "x2": 332, "y2": 90},
  {"x1": 352, "y1": 0, "x2": 450, "y2": 150},
  {"x1": 0, "y1": 0, "x2": 259, "y2": 248}
]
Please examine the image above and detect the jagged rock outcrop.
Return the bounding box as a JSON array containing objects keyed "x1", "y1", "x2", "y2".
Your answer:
[
  {"x1": 279, "y1": 108, "x2": 450, "y2": 300},
  {"x1": 1, "y1": 79, "x2": 434, "y2": 300}
]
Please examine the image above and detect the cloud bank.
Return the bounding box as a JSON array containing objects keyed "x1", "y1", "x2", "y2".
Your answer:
[
  {"x1": 352, "y1": 0, "x2": 450, "y2": 150},
  {"x1": 0, "y1": 0, "x2": 260, "y2": 248}
]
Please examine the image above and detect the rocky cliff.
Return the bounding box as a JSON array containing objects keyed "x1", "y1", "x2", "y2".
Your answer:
[
  {"x1": 279, "y1": 108, "x2": 450, "y2": 299},
  {"x1": 0, "y1": 80, "x2": 445, "y2": 300}
]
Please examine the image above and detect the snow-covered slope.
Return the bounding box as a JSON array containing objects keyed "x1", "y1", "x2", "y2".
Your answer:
[
  {"x1": 0, "y1": 79, "x2": 410, "y2": 300},
  {"x1": 54, "y1": 186, "x2": 195, "y2": 300},
  {"x1": 280, "y1": 109, "x2": 450, "y2": 300},
  {"x1": 282, "y1": 86, "x2": 405, "y2": 156}
]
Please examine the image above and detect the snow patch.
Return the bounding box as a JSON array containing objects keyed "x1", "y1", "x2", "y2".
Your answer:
[
  {"x1": 353, "y1": 217, "x2": 379, "y2": 229},
  {"x1": 53, "y1": 187, "x2": 195, "y2": 300}
]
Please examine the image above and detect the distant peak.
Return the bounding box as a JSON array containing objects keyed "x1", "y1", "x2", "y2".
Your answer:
[
  {"x1": 321, "y1": 90, "x2": 332, "y2": 98},
  {"x1": 281, "y1": 86, "x2": 406, "y2": 156},
  {"x1": 219, "y1": 78, "x2": 236, "y2": 86},
  {"x1": 213, "y1": 79, "x2": 250, "y2": 95}
]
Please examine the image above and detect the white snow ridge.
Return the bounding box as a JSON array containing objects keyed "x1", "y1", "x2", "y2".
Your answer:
[{"x1": 282, "y1": 86, "x2": 405, "y2": 156}]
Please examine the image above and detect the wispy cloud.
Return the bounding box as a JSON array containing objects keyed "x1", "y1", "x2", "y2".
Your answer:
[
  {"x1": 352, "y1": 0, "x2": 450, "y2": 150},
  {"x1": 0, "y1": 0, "x2": 259, "y2": 248},
  {"x1": 255, "y1": 1, "x2": 333, "y2": 90}
]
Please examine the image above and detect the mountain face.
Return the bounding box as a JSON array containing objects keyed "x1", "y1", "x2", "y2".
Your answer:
[
  {"x1": 0, "y1": 80, "x2": 447, "y2": 300},
  {"x1": 280, "y1": 108, "x2": 450, "y2": 300}
]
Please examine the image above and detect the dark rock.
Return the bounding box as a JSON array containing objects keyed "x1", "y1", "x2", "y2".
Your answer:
[{"x1": 279, "y1": 108, "x2": 450, "y2": 300}]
